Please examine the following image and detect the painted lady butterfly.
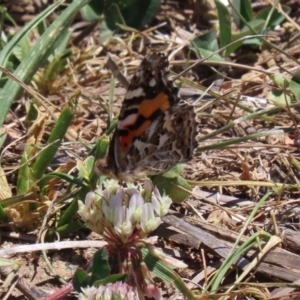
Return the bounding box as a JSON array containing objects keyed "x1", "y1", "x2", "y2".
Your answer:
[{"x1": 95, "y1": 52, "x2": 198, "y2": 181}]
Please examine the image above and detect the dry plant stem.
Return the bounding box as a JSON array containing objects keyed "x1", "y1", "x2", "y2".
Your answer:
[
  {"x1": 3, "y1": 140, "x2": 61, "y2": 177},
  {"x1": 224, "y1": 236, "x2": 281, "y2": 295},
  {"x1": 173, "y1": 59, "x2": 274, "y2": 75},
  {"x1": 1, "y1": 267, "x2": 16, "y2": 290},
  {"x1": 16, "y1": 278, "x2": 46, "y2": 300},
  {"x1": 107, "y1": 56, "x2": 129, "y2": 89},
  {"x1": 192, "y1": 190, "x2": 246, "y2": 222},
  {"x1": 37, "y1": 192, "x2": 58, "y2": 243},
  {"x1": 163, "y1": 214, "x2": 250, "y2": 268},
  {"x1": 2, "y1": 274, "x2": 18, "y2": 300},
  {"x1": 203, "y1": 143, "x2": 295, "y2": 150},
  {"x1": 191, "y1": 189, "x2": 253, "y2": 207},
  {"x1": 186, "y1": 261, "x2": 223, "y2": 290},
  {"x1": 276, "y1": 162, "x2": 292, "y2": 204},
  {"x1": 284, "y1": 98, "x2": 300, "y2": 135},
  {"x1": 0, "y1": 240, "x2": 106, "y2": 258},
  {"x1": 189, "y1": 178, "x2": 299, "y2": 189},
  {"x1": 173, "y1": 35, "x2": 274, "y2": 81},
  {"x1": 201, "y1": 248, "x2": 208, "y2": 286},
  {"x1": 43, "y1": 282, "x2": 74, "y2": 300},
  {"x1": 0, "y1": 66, "x2": 57, "y2": 120},
  {"x1": 228, "y1": 92, "x2": 241, "y2": 124},
  {"x1": 0, "y1": 268, "x2": 40, "y2": 300},
  {"x1": 270, "y1": 279, "x2": 300, "y2": 298},
  {"x1": 270, "y1": 211, "x2": 280, "y2": 237},
  {"x1": 276, "y1": 2, "x2": 300, "y2": 32},
  {"x1": 162, "y1": 212, "x2": 300, "y2": 283},
  {"x1": 42, "y1": 248, "x2": 67, "y2": 285},
  {"x1": 185, "y1": 200, "x2": 205, "y2": 220},
  {"x1": 0, "y1": 133, "x2": 26, "y2": 162}
]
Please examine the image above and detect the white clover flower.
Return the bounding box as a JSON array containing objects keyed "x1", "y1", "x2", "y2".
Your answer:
[
  {"x1": 103, "y1": 179, "x2": 119, "y2": 196},
  {"x1": 114, "y1": 205, "x2": 133, "y2": 240},
  {"x1": 78, "y1": 179, "x2": 172, "y2": 244},
  {"x1": 142, "y1": 179, "x2": 153, "y2": 201},
  {"x1": 152, "y1": 189, "x2": 172, "y2": 217},
  {"x1": 103, "y1": 194, "x2": 122, "y2": 224},
  {"x1": 128, "y1": 194, "x2": 144, "y2": 224},
  {"x1": 79, "y1": 282, "x2": 139, "y2": 300},
  {"x1": 140, "y1": 203, "x2": 161, "y2": 234},
  {"x1": 78, "y1": 191, "x2": 104, "y2": 234}
]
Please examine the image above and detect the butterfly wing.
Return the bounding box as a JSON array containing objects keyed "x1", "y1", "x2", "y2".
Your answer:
[{"x1": 100, "y1": 53, "x2": 198, "y2": 181}]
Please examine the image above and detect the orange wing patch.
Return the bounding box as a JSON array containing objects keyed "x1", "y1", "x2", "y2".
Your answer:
[
  {"x1": 120, "y1": 93, "x2": 170, "y2": 152},
  {"x1": 139, "y1": 93, "x2": 170, "y2": 118},
  {"x1": 120, "y1": 131, "x2": 133, "y2": 151}
]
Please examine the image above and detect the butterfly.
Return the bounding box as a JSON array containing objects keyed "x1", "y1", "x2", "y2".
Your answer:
[{"x1": 95, "y1": 52, "x2": 198, "y2": 181}]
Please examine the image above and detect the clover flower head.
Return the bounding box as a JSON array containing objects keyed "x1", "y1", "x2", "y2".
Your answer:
[
  {"x1": 78, "y1": 179, "x2": 172, "y2": 244},
  {"x1": 79, "y1": 282, "x2": 139, "y2": 300}
]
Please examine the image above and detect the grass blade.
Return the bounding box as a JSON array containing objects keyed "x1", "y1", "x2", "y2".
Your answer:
[{"x1": 0, "y1": 0, "x2": 90, "y2": 127}]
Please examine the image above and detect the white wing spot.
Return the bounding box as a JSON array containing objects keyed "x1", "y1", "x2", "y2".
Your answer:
[
  {"x1": 118, "y1": 113, "x2": 137, "y2": 128},
  {"x1": 125, "y1": 87, "x2": 144, "y2": 99},
  {"x1": 149, "y1": 78, "x2": 156, "y2": 87}
]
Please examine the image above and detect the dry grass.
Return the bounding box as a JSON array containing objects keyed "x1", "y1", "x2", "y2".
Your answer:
[{"x1": 1, "y1": 0, "x2": 300, "y2": 299}]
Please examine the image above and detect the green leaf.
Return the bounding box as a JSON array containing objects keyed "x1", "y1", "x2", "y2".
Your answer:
[
  {"x1": 37, "y1": 19, "x2": 48, "y2": 37},
  {"x1": 150, "y1": 165, "x2": 192, "y2": 203},
  {"x1": 94, "y1": 274, "x2": 127, "y2": 286},
  {"x1": 104, "y1": 3, "x2": 126, "y2": 30},
  {"x1": 77, "y1": 156, "x2": 95, "y2": 181},
  {"x1": 226, "y1": 19, "x2": 265, "y2": 56},
  {"x1": 0, "y1": 192, "x2": 37, "y2": 208},
  {"x1": 256, "y1": 5, "x2": 291, "y2": 29},
  {"x1": 240, "y1": 18, "x2": 265, "y2": 34},
  {"x1": 94, "y1": 136, "x2": 110, "y2": 160},
  {"x1": 104, "y1": 0, "x2": 161, "y2": 30},
  {"x1": 24, "y1": 102, "x2": 38, "y2": 128},
  {"x1": 142, "y1": 248, "x2": 195, "y2": 300},
  {"x1": 0, "y1": 258, "x2": 21, "y2": 269},
  {"x1": 120, "y1": 0, "x2": 160, "y2": 29},
  {"x1": 215, "y1": 0, "x2": 231, "y2": 50},
  {"x1": 0, "y1": 128, "x2": 7, "y2": 149},
  {"x1": 290, "y1": 70, "x2": 300, "y2": 102},
  {"x1": 267, "y1": 89, "x2": 293, "y2": 106},
  {"x1": 99, "y1": 20, "x2": 115, "y2": 43},
  {"x1": 57, "y1": 198, "x2": 79, "y2": 228},
  {"x1": 53, "y1": 220, "x2": 84, "y2": 239},
  {"x1": 17, "y1": 143, "x2": 36, "y2": 195},
  {"x1": 89, "y1": 249, "x2": 111, "y2": 284},
  {"x1": 32, "y1": 101, "x2": 75, "y2": 180},
  {"x1": 73, "y1": 268, "x2": 90, "y2": 292},
  {"x1": 271, "y1": 73, "x2": 290, "y2": 88},
  {"x1": 39, "y1": 172, "x2": 88, "y2": 188},
  {"x1": 44, "y1": 49, "x2": 71, "y2": 81},
  {"x1": 242, "y1": 37, "x2": 262, "y2": 46},
  {"x1": 267, "y1": 72, "x2": 297, "y2": 105},
  {"x1": 0, "y1": 1, "x2": 63, "y2": 79},
  {"x1": 0, "y1": 0, "x2": 90, "y2": 128},
  {"x1": 81, "y1": 1, "x2": 105, "y2": 21},
  {"x1": 189, "y1": 31, "x2": 223, "y2": 62},
  {"x1": 0, "y1": 204, "x2": 8, "y2": 222},
  {"x1": 232, "y1": 0, "x2": 253, "y2": 29},
  {"x1": 111, "y1": 0, "x2": 139, "y2": 7},
  {"x1": 12, "y1": 37, "x2": 30, "y2": 62},
  {"x1": 89, "y1": 137, "x2": 110, "y2": 187}
]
